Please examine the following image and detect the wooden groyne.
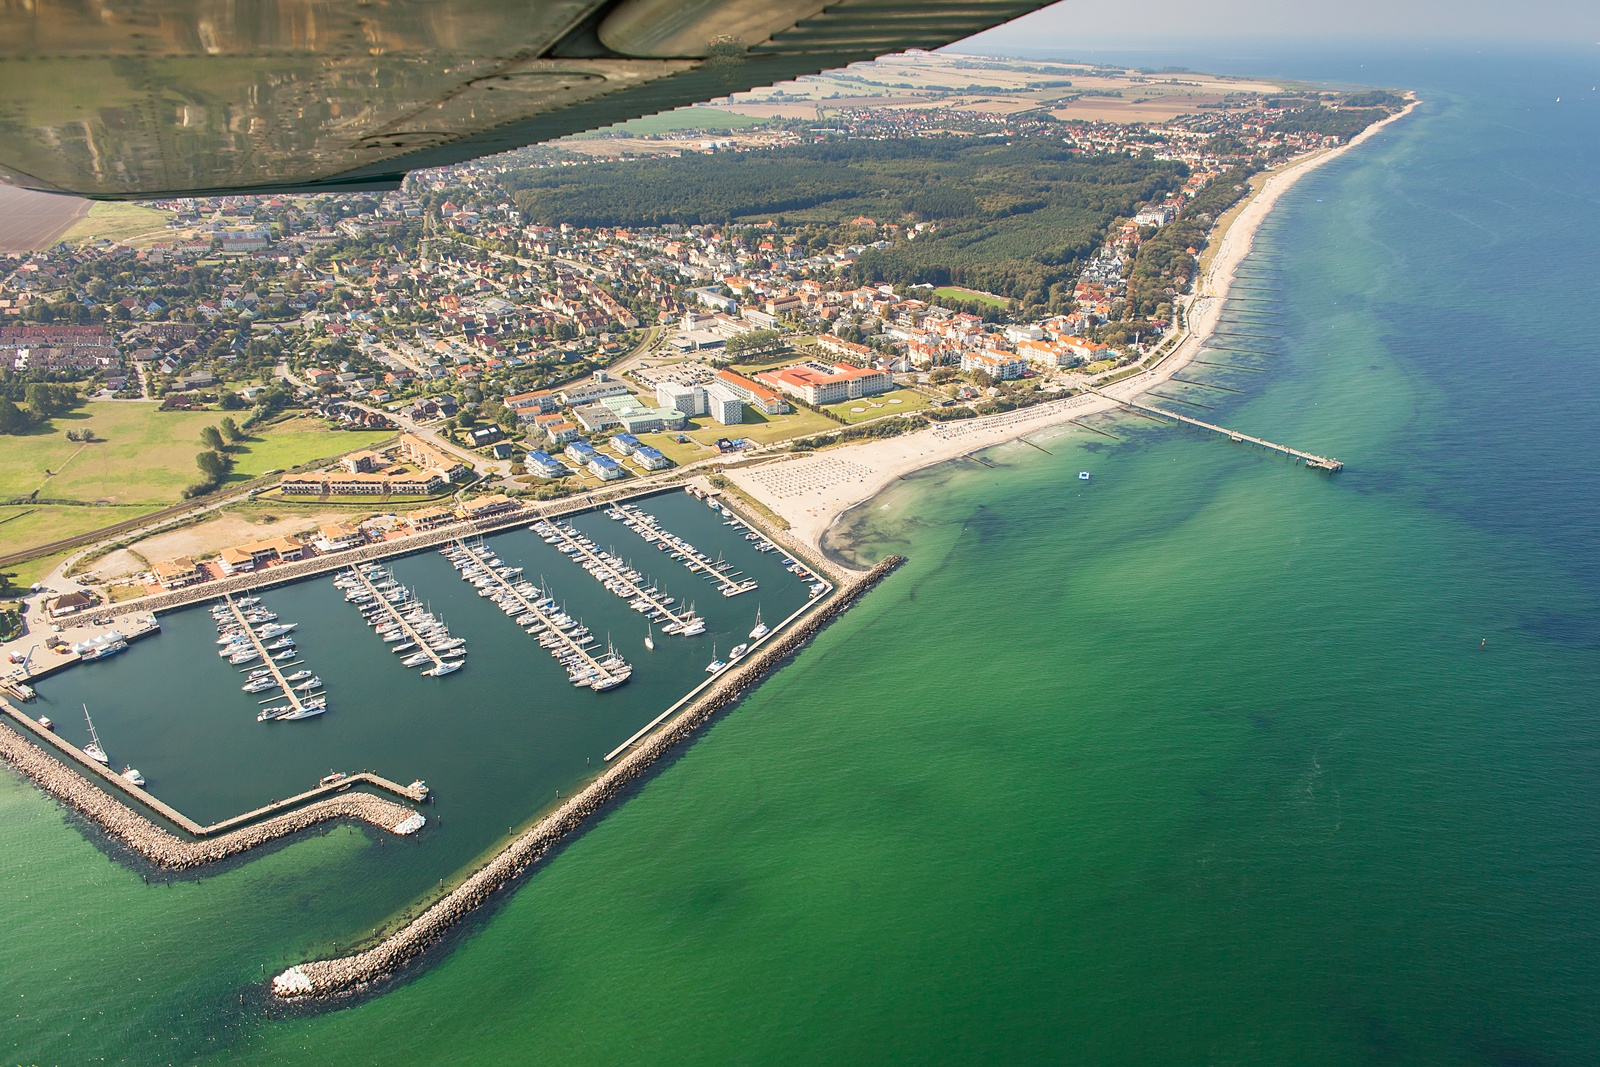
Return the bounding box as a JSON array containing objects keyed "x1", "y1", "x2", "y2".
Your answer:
[
  {"x1": 270, "y1": 553, "x2": 907, "y2": 1002},
  {"x1": 1095, "y1": 391, "x2": 1344, "y2": 472},
  {"x1": 0, "y1": 718, "x2": 425, "y2": 871}
]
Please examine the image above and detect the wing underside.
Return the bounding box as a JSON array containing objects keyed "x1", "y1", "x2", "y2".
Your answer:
[{"x1": 0, "y1": 0, "x2": 1055, "y2": 199}]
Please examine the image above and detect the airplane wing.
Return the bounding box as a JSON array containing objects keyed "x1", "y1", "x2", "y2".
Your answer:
[{"x1": 0, "y1": 0, "x2": 1055, "y2": 200}]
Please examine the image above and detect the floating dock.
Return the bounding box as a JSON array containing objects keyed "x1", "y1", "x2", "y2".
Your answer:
[
  {"x1": 345, "y1": 567, "x2": 446, "y2": 674},
  {"x1": 222, "y1": 595, "x2": 320, "y2": 717},
  {"x1": 533, "y1": 519, "x2": 704, "y2": 635}
]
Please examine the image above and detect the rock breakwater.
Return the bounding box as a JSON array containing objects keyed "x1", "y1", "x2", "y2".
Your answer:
[
  {"x1": 0, "y1": 725, "x2": 423, "y2": 870},
  {"x1": 272, "y1": 553, "x2": 906, "y2": 1001}
]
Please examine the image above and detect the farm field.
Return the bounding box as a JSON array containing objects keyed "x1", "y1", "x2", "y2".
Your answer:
[
  {"x1": 0, "y1": 403, "x2": 392, "y2": 507},
  {"x1": 59, "y1": 201, "x2": 173, "y2": 245},
  {"x1": 0, "y1": 504, "x2": 151, "y2": 559}
]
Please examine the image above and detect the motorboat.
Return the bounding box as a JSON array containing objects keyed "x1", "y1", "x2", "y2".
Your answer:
[
  {"x1": 728, "y1": 643, "x2": 749, "y2": 661},
  {"x1": 121, "y1": 766, "x2": 145, "y2": 787},
  {"x1": 283, "y1": 669, "x2": 312, "y2": 682},
  {"x1": 423, "y1": 661, "x2": 461, "y2": 677}
]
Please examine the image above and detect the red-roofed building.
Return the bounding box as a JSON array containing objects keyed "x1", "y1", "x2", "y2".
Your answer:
[{"x1": 755, "y1": 360, "x2": 893, "y2": 406}]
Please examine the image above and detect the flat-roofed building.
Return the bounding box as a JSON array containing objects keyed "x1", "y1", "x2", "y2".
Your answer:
[
  {"x1": 704, "y1": 382, "x2": 744, "y2": 425},
  {"x1": 657, "y1": 382, "x2": 709, "y2": 417}
]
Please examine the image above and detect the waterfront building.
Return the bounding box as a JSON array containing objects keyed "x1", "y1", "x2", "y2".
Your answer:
[
  {"x1": 633, "y1": 445, "x2": 671, "y2": 471},
  {"x1": 456, "y1": 494, "x2": 519, "y2": 520},
  {"x1": 403, "y1": 505, "x2": 457, "y2": 531},
  {"x1": 588, "y1": 455, "x2": 625, "y2": 481},
  {"x1": 755, "y1": 360, "x2": 894, "y2": 405},
  {"x1": 610, "y1": 433, "x2": 641, "y2": 455},
  {"x1": 151, "y1": 556, "x2": 205, "y2": 589},
  {"x1": 704, "y1": 383, "x2": 745, "y2": 425},
  {"x1": 525, "y1": 450, "x2": 569, "y2": 478},
  {"x1": 565, "y1": 441, "x2": 599, "y2": 465},
  {"x1": 313, "y1": 522, "x2": 365, "y2": 552},
  {"x1": 961, "y1": 350, "x2": 1028, "y2": 380},
  {"x1": 49, "y1": 591, "x2": 100, "y2": 618}
]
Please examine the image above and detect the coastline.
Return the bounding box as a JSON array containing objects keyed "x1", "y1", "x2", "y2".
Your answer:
[
  {"x1": 726, "y1": 97, "x2": 1420, "y2": 568},
  {"x1": 271, "y1": 551, "x2": 906, "y2": 1001}
]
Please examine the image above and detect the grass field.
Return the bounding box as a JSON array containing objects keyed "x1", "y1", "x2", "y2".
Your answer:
[
  {"x1": 636, "y1": 407, "x2": 836, "y2": 465},
  {"x1": 823, "y1": 388, "x2": 930, "y2": 425},
  {"x1": 0, "y1": 504, "x2": 151, "y2": 559},
  {"x1": 6, "y1": 550, "x2": 72, "y2": 589},
  {"x1": 0, "y1": 403, "x2": 393, "y2": 507},
  {"x1": 933, "y1": 286, "x2": 1010, "y2": 308},
  {"x1": 59, "y1": 202, "x2": 174, "y2": 245}
]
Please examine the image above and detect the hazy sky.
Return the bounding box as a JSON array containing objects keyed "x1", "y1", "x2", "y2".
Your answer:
[{"x1": 960, "y1": 0, "x2": 1600, "y2": 49}]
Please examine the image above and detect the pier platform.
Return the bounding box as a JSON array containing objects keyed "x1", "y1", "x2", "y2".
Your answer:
[{"x1": 1095, "y1": 390, "x2": 1344, "y2": 472}]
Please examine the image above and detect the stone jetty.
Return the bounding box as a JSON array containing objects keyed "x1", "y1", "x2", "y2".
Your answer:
[
  {"x1": 0, "y1": 725, "x2": 423, "y2": 870},
  {"x1": 272, "y1": 553, "x2": 906, "y2": 1001}
]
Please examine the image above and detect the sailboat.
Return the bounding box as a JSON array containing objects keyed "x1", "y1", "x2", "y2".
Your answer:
[
  {"x1": 749, "y1": 605, "x2": 768, "y2": 641},
  {"x1": 81, "y1": 704, "x2": 108, "y2": 765},
  {"x1": 705, "y1": 642, "x2": 725, "y2": 674},
  {"x1": 645, "y1": 623, "x2": 655, "y2": 651}
]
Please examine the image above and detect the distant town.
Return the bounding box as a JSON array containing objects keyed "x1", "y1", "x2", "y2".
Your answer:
[{"x1": 0, "y1": 52, "x2": 1405, "y2": 603}]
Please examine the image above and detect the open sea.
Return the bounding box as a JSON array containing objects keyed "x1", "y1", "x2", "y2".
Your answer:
[{"x1": 4, "y1": 46, "x2": 1600, "y2": 1064}]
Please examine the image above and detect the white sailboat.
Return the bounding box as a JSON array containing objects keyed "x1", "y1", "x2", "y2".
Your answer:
[
  {"x1": 81, "y1": 704, "x2": 108, "y2": 765},
  {"x1": 749, "y1": 605, "x2": 768, "y2": 641},
  {"x1": 644, "y1": 623, "x2": 655, "y2": 651}
]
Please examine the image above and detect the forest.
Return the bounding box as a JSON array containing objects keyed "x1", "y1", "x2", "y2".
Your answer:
[{"x1": 502, "y1": 139, "x2": 1187, "y2": 309}]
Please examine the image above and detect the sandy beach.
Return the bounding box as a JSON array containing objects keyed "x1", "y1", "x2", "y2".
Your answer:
[{"x1": 727, "y1": 99, "x2": 1419, "y2": 569}]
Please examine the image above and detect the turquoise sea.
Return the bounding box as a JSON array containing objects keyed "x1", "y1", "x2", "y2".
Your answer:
[{"x1": 4, "y1": 48, "x2": 1600, "y2": 1064}]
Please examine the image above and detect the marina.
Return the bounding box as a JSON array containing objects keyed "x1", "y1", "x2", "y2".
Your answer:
[
  {"x1": 441, "y1": 539, "x2": 633, "y2": 690},
  {"x1": 5, "y1": 488, "x2": 823, "y2": 884},
  {"x1": 609, "y1": 498, "x2": 761, "y2": 598},
  {"x1": 335, "y1": 565, "x2": 464, "y2": 677},
  {"x1": 215, "y1": 594, "x2": 327, "y2": 721},
  {"x1": 531, "y1": 518, "x2": 707, "y2": 636}
]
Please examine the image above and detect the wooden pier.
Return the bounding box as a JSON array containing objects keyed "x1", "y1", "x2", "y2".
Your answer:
[
  {"x1": 1094, "y1": 390, "x2": 1344, "y2": 472},
  {"x1": 346, "y1": 568, "x2": 445, "y2": 673},
  {"x1": 613, "y1": 504, "x2": 758, "y2": 597},
  {"x1": 224, "y1": 596, "x2": 316, "y2": 715}
]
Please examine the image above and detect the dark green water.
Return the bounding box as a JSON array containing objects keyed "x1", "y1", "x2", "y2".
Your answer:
[{"x1": 5, "y1": 50, "x2": 1600, "y2": 1064}]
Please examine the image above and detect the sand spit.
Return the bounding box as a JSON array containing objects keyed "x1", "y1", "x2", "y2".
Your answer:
[
  {"x1": 272, "y1": 553, "x2": 906, "y2": 1001},
  {"x1": 0, "y1": 725, "x2": 423, "y2": 870}
]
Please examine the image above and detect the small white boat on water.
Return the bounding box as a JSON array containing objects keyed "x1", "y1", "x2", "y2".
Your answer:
[
  {"x1": 121, "y1": 766, "x2": 145, "y2": 787},
  {"x1": 81, "y1": 705, "x2": 108, "y2": 765},
  {"x1": 729, "y1": 643, "x2": 749, "y2": 661},
  {"x1": 424, "y1": 661, "x2": 461, "y2": 677},
  {"x1": 645, "y1": 624, "x2": 654, "y2": 651},
  {"x1": 749, "y1": 607, "x2": 768, "y2": 641}
]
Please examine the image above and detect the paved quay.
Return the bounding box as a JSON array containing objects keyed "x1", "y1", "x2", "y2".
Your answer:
[{"x1": 272, "y1": 552, "x2": 907, "y2": 1001}]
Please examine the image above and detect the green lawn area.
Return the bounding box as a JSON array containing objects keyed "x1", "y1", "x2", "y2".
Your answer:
[
  {"x1": 0, "y1": 403, "x2": 392, "y2": 507},
  {"x1": 933, "y1": 286, "x2": 1010, "y2": 308},
  {"x1": 0, "y1": 504, "x2": 152, "y2": 558},
  {"x1": 636, "y1": 406, "x2": 836, "y2": 465},
  {"x1": 60, "y1": 201, "x2": 174, "y2": 245},
  {"x1": 6, "y1": 549, "x2": 72, "y2": 589},
  {"x1": 823, "y1": 388, "x2": 930, "y2": 425}
]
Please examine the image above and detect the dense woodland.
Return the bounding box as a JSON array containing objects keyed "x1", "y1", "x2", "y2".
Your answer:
[
  {"x1": 1124, "y1": 163, "x2": 1260, "y2": 324},
  {"x1": 502, "y1": 139, "x2": 1187, "y2": 310}
]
